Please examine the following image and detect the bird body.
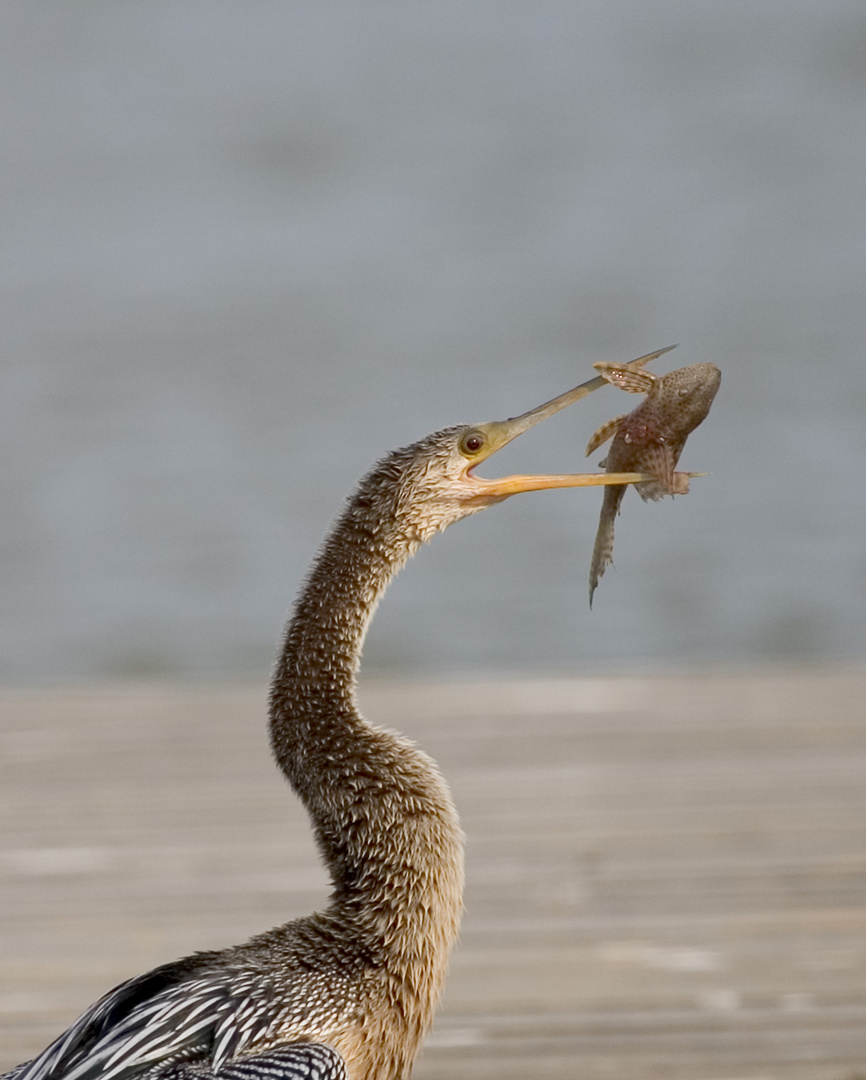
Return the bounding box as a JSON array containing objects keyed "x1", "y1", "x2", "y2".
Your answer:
[{"x1": 3, "y1": 364, "x2": 667, "y2": 1080}]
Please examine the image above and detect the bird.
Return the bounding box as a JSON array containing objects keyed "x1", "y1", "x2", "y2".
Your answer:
[{"x1": 1, "y1": 356, "x2": 669, "y2": 1080}]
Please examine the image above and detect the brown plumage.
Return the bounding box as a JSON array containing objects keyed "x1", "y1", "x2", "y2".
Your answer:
[
  {"x1": 3, "y1": 361, "x2": 666, "y2": 1080},
  {"x1": 586, "y1": 360, "x2": 721, "y2": 607}
]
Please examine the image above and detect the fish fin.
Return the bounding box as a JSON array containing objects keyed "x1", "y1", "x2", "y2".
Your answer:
[
  {"x1": 593, "y1": 363, "x2": 656, "y2": 394},
  {"x1": 634, "y1": 443, "x2": 681, "y2": 500},
  {"x1": 585, "y1": 414, "x2": 628, "y2": 456}
]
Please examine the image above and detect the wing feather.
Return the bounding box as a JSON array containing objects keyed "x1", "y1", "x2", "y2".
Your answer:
[{"x1": 7, "y1": 961, "x2": 294, "y2": 1080}]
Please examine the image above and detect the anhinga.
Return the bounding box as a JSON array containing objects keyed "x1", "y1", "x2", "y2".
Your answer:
[{"x1": 3, "y1": 350, "x2": 679, "y2": 1080}]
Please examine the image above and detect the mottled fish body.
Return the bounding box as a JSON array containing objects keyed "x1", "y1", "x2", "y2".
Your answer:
[{"x1": 586, "y1": 361, "x2": 721, "y2": 606}]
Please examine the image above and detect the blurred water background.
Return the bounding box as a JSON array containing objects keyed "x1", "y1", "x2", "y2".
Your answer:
[{"x1": 1, "y1": 1, "x2": 864, "y2": 683}]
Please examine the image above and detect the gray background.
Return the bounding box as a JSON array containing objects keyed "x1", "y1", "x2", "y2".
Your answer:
[{"x1": 2, "y1": 2, "x2": 864, "y2": 681}]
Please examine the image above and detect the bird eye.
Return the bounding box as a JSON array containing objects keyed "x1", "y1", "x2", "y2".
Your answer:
[{"x1": 460, "y1": 431, "x2": 485, "y2": 456}]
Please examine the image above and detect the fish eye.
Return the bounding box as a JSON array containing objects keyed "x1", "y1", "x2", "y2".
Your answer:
[{"x1": 460, "y1": 430, "x2": 486, "y2": 456}]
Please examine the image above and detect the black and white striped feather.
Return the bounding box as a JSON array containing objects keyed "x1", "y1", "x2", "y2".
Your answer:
[
  {"x1": 144, "y1": 1044, "x2": 346, "y2": 1080},
  {"x1": 3, "y1": 960, "x2": 345, "y2": 1080}
]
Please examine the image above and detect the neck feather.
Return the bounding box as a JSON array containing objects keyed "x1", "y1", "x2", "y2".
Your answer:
[
  {"x1": 268, "y1": 484, "x2": 464, "y2": 960},
  {"x1": 270, "y1": 491, "x2": 415, "y2": 744}
]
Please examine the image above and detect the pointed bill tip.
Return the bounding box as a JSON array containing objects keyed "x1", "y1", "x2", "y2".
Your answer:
[{"x1": 500, "y1": 345, "x2": 680, "y2": 442}]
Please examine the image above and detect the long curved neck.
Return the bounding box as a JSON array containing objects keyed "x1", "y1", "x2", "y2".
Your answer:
[
  {"x1": 269, "y1": 497, "x2": 416, "y2": 779},
  {"x1": 268, "y1": 488, "x2": 464, "y2": 1073},
  {"x1": 268, "y1": 489, "x2": 463, "y2": 938}
]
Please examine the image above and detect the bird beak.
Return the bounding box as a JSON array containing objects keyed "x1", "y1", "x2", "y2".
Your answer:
[{"x1": 462, "y1": 346, "x2": 680, "y2": 503}]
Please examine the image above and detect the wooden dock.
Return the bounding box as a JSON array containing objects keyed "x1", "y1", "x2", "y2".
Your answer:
[{"x1": 2, "y1": 669, "x2": 866, "y2": 1079}]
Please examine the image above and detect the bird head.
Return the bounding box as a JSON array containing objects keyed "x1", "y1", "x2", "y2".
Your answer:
[{"x1": 352, "y1": 368, "x2": 659, "y2": 544}]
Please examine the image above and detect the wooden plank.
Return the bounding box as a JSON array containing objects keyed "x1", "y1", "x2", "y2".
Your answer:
[{"x1": 2, "y1": 670, "x2": 866, "y2": 1078}]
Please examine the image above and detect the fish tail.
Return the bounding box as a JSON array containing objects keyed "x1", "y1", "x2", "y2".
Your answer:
[{"x1": 589, "y1": 486, "x2": 624, "y2": 607}]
